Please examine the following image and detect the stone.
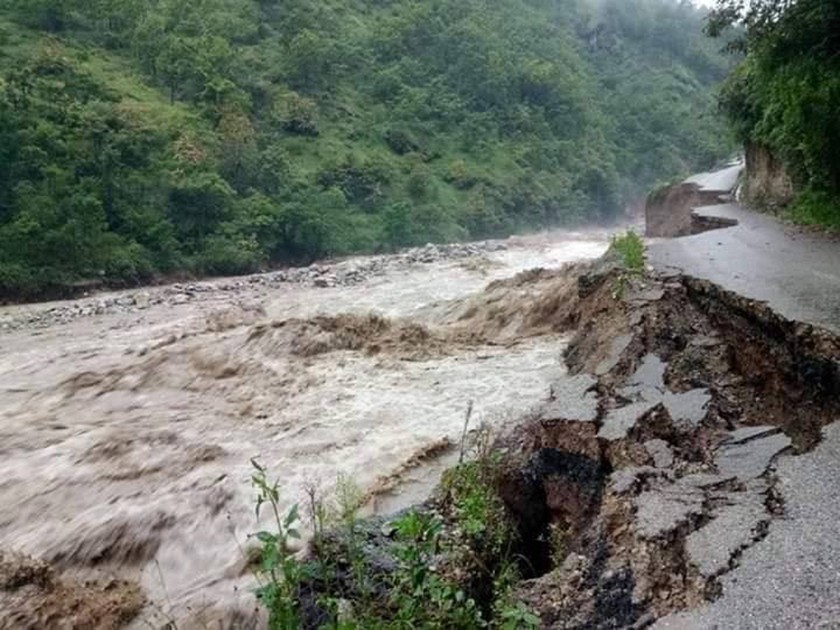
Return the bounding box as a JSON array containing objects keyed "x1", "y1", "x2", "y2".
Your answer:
[{"x1": 133, "y1": 292, "x2": 151, "y2": 309}]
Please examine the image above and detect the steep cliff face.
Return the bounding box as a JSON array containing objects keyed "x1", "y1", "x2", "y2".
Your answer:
[{"x1": 740, "y1": 142, "x2": 794, "y2": 209}]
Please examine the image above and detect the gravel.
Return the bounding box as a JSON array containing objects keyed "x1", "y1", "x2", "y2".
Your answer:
[{"x1": 0, "y1": 241, "x2": 507, "y2": 333}]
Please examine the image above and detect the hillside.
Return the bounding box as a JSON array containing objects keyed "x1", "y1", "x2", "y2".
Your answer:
[
  {"x1": 0, "y1": 0, "x2": 734, "y2": 299},
  {"x1": 708, "y1": 0, "x2": 840, "y2": 227}
]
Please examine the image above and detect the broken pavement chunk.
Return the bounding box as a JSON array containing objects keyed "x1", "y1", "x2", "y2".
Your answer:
[
  {"x1": 598, "y1": 401, "x2": 659, "y2": 441},
  {"x1": 724, "y1": 425, "x2": 780, "y2": 446},
  {"x1": 540, "y1": 374, "x2": 599, "y2": 422},
  {"x1": 595, "y1": 334, "x2": 633, "y2": 376},
  {"x1": 661, "y1": 389, "x2": 710, "y2": 426},
  {"x1": 686, "y1": 488, "x2": 768, "y2": 578},
  {"x1": 715, "y1": 433, "x2": 792, "y2": 481},
  {"x1": 635, "y1": 484, "x2": 705, "y2": 539},
  {"x1": 645, "y1": 439, "x2": 674, "y2": 468}
]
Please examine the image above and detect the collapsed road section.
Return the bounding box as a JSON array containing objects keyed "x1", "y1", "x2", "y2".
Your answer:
[
  {"x1": 290, "y1": 252, "x2": 840, "y2": 628},
  {"x1": 2, "y1": 222, "x2": 838, "y2": 628}
]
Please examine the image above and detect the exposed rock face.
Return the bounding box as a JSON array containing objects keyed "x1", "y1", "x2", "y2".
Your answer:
[
  {"x1": 645, "y1": 183, "x2": 725, "y2": 238},
  {"x1": 741, "y1": 141, "x2": 794, "y2": 209}
]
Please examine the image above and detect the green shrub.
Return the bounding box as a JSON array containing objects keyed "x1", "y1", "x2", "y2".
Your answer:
[
  {"x1": 248, "y1": 455, "x2": 541, "y2": 629},
  {"x1": 786, "y1": 189, "x2": 840, "y2": 231},
  {"x1": 609, "y1": 230, "x2": 645, "y2": 272},
  {"x1": 250, "y1": 460, "x2": 303, "y2": 630}
]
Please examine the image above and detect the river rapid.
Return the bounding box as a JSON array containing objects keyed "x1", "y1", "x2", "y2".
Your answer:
[{"x1": 0, "y1": 229, "x2": 610, "y2": 626}]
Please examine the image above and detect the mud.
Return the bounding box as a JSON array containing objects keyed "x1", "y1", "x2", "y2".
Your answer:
[{"x1": 0, "y1": 229, "x2": 609, "y2": 626}]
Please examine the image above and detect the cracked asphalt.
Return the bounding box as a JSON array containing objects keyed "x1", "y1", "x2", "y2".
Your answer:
[
  {"x1": 655, "y1": 423, "x2": 840, "y2": 630},
  {"x1": 649, "y1": 201, "x2": 840, "y2": 335},
  {"x1": 649, "y1": 166, "x2": 840, "y2": 629}
]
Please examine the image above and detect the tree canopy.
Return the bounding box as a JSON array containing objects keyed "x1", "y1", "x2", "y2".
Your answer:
[
  {"x1": 0, "y1": 0, "x2": 734, "y2": 299},
  {"x1": 708, "y1": 0, "x2": 840, "y2": 226}
]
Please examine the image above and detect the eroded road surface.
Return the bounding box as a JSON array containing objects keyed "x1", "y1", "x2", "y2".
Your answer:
[
  {"x1": 650, "y1": 202, "x2": 840, "y2": 335},
  {"x1": 648, "y1": 171, "x2": 840, "y2": 629},
  {"x1": 0, "y1": 230, "x2": 609, "y2": 626}
]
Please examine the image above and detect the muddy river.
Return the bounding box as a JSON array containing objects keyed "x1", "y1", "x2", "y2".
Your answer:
[{"x1": 0, "y1": 229, "x2": 610, "y2": 626}]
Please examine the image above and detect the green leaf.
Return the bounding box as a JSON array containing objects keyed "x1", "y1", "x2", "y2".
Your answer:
[{"x1": 285, "y1": 504, "x2": 299, "y2": 528}]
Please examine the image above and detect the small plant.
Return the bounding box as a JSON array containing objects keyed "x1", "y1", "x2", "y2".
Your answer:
[
  {"x1": 498, "y1": 603, "x2": 541, "y2": 630},
  {"x1": 608, "y1": 230, "x2": 646, "y2": 298},
  {"x1": 609, "y1": 230, "x2": 645, "y2": 273},
  {"x1": 250, "y1": 459, "x2": 303, "y2": 630},
  {"x1": 492, "y1": 562, "x2": 541, "y2": 630},
  {"x1": 334, "y1": 475, "x2": 375, "y2": 607},
  {"x1": 249, "y1": 459, "x2": 537, "y2": 630},
  {"x1": 389, "y1": 510, "x2": 484, "y2": 628},
  {"x1": 443, "y1": 426, "x2": 510, "y2": 556}
]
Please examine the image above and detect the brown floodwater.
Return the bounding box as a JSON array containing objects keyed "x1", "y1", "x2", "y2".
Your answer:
[{"x1": 0, "y1": 229, "x2": 609, "y2": 627}]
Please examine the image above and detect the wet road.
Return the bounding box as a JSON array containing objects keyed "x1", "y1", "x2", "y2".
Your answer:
[
  {"x1": 650, "y1": 169, "x2": 840, "y2": 629},
  {"x1": 684, "y1": 162, "x2": 743, "y2": 193},
  {"x1": 649, "y1": 202, "x2": 840, "y2": 334}
]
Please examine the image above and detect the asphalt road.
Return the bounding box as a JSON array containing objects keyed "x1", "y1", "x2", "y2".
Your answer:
[
  {"x1": 649, "y1": 202, "x2": 840, "y2": 335},
  {"x1": 655, "y1": 423, "x2": 840, "y2": 630},
  {"x1": 649, "y1": 167, "x2": 840, "y2": 629},
  {"x1": 684, "y1": 162, "x2": 744, "y2": 193}
]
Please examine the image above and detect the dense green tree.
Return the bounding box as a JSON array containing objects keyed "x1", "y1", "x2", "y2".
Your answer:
[
  {"x1": 0, "y1": 0, "x2": 734, "y2": 299},
  {"x1": 709, "y1": 0, "x2": 840, "y2": 225}
]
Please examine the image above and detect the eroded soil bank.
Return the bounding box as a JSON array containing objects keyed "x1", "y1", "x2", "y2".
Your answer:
[
  {"x1": 291, "y1": 255, "x2": 840, "y2": 628},
  {"x1": 507, "y1": 260, "x2": 839, "y2": 627}
]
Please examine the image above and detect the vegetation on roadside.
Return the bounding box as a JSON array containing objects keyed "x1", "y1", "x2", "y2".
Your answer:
[
  {"x1": 0, "y1": 0, "x2": 734, "y2": 299},
  {"x1": 608, "y1": 230, "x2": 645, "y2": 299},
  {"x1": 708, "y1": 0, "x2": 840, "y2": 229},
  {"x1": 249, "y1": 438, "x2": 539, "y2": 629},
  {"x1": 786, "y1": 190, "x2": 840, "y2": 232},
  {"x1": 610, "y1": 231, "x2": 645, "y2": 273}
]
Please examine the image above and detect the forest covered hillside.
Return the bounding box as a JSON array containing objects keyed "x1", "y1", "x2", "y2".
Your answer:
[{"x1": 0, "y1": 0, "x2": 734, "y2": 298}]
